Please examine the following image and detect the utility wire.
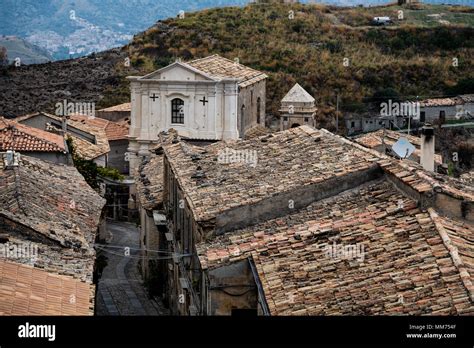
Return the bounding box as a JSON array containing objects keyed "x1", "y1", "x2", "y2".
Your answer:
[
  {"x1": 94, "y1": 245, "x2": 193, "y2": 260},
  {"x1": 93, "y1": 243, "x2": 181, "y2": 254}
]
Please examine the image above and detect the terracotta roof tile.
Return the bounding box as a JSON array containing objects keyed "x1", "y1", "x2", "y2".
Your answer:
[
  {"x1": 135, "y1": 152, "x2": 164, "y2": 210},
  {"x1": 355, "y1": 129, "x2": 442, "y2": 165},
  {"x1": 420, "y1": 97, "x2": 463, "y2": 107},
  {"x1": 244, "y1": 125, "x2": 272, "y2": 139},
  {"x1": 0, "y1": 118, "x2": 66, "y2": 153},
  {"x1": 163, "y1": 126, "x2": 381, "y2": 222},
  {"x1": 65, "y1": 118, "x2": 110, "y2": 160},
  {"x1": 69, "y1": 114, "x2": 129, "y2": 141},
  {"x1": 98, "y1": 102, "x2": 131, "y2": 112},
  {"x1": 460, "y1": 171, "x2": 474, "y2": 185},
  {"x1": 187, "y1": 55, "x2": 267, "y2": 88},
  {"x1": 15, "y1": 112, "x2": 110, "y2": 160},
  {"x1": 0, "y1": 154, "x2": 106, "y2": 253},
  {"x1": 459, "y1": 94, "x2": 474, "y2": 103},
  {"x1": 197, "y1": 179, "x2": 474, "y2": 315},
  {"x1": 0, "y1": 260, "x2": 94, "y2": 316}
]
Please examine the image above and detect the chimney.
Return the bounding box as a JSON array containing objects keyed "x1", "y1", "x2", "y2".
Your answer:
[
  {"x1": 4, "y1": 150, "x2": 20, "y2": 168},
  {"x1": 420, "y1": 123, "x2": 435, "y2": 172},
  {"x1": 61, "y1": 115, "x2": 68, "y2": 135}
]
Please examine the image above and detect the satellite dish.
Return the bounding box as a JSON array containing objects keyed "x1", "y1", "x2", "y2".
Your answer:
[{"x1": 391, "y1": 137, "x2": 415, "y2": 159}]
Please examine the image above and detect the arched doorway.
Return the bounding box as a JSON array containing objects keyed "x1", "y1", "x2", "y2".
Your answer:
[{"x1": 291, "y1": 123, "x2": 301, "y2": 128}]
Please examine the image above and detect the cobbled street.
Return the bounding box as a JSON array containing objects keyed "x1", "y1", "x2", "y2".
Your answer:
[{"x1": 95, "y1": 221, "x2": 169, "y2": 316}]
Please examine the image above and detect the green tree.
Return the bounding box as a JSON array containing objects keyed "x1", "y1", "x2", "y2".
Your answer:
[{"x1": 67, "y1": 137, "x2": 124, "y2": 189}]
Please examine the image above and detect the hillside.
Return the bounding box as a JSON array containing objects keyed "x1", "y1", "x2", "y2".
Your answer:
[
  {"x1": 0, "y1": 36, "x2": 53, "y2": 65},
  {"x1": 1, "y1": 2, "x2": 473, "y2": 127},
  {"x1": 0, "y1": 0, "x2": 247, "y2": 60}
]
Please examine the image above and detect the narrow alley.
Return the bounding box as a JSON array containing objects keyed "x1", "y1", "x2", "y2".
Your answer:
[{"x1": 95, "y1": 220, "x2": 168, "y2": 315}]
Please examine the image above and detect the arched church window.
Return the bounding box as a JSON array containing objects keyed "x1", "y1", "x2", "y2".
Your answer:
[{"x1": 171, "y1": 98, "x2": 184, "y2": 124}]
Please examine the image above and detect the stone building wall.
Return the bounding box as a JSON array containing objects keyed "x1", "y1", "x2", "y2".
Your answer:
[
  {"x1": 108, "y1": 139, "x2": 129, "y2": 174},
  {"x1": 207, "y1": 260, "x2": 258, "y2": 315},
  {"x1": 238, "y1": 79, "x2": 266, "y2": 135}
]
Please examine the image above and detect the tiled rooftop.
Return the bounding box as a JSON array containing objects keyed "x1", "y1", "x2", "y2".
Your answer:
[
  {"x1": 187, "y1": 55, "x2": 268, "y2": 88},
  {"x1": 165, "y1": 125, "x2": 474, "y2": 224},
  {"x1": 356, "y1": 129, "x2": 423, "y2": 148},
  {"x1": 419, "y1": 97, "x2": 462, "y2": 107},
  {"x1": 0, "y1": 155, "x2": 105, "y2": 315},
  {"x1": 98, "y1": 102, "x2": 131, "y2": 112},
  {"x1": 418, "y1": 94, "x2": 474, "y2": 106},
  {"x1": 0, "y1": 118, "x2": 66, "y2": 153},
  {"x1": 197, "y1": 179, "x2": 474, "y2": 315},
  {"x1": 429, "y1": 209, "x2": 474, "y2": 301},
  {"x1": 15, "y1": 112, "x2": 110, "y2": 160},
  {"x1": 65, "y1": 116, "x2": 111, "y2": 160},
  {"x1": 333, "y1": 131, "x2": 474, "y2": 202},
  {"x1": 135, "y1": 131, "x2": 216, "y2": 211},
  {"x1": 244, "y1": 125, "x2": 272, "y2": 139},
  {"x1": 163, "y1": 126, "x2": 381, "y2": 222},
  {"x1": 0, "y1": 154, "x2": 105, "y2": 254},
  {"x1": 354, "y1": 129, "x2": 443, "y2": 165},
  {"x1": 460, "y1": 171, "x2": 474, "y2": 186},
  {"x1": 0, "y1": 260, "x2": 94, "y2": 316},
  {"x1": 459, "y1": 94, "x2": 474, "y2": 103},
  {"x1": 136, "y1": 151, "x2": 164, "y2": 211},
  {"x1": 69, "y1": 114, "x2": 129, "y2": 141}
]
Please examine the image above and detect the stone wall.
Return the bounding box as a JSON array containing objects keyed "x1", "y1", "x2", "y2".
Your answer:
[
  {"x1": 30, "y1": 151, "x2": 69, "y2": 165},
  {"x1": 280, "y1": 113, "x2": 315, "y2": 131},
  {"x1": 434, "y1": 193, "x2": 474, "y2": 223},
  {"x1": 96, "y1": 110, "x2": 130, "y2": 122},
  {"x1": 238, "y1": 79, "x2": 266, "y2": 135},
  {"x1": 207, "y1": 260, "x2": 257, "y2": 315},
  {"x1": 108, "y1": 139, "x2": 129, "y2": 174},
  {"x1": 140, "y1": 208, "x2": 160, "y2": 279},
  {"x1": 420, "y1": 105, "x2": 458, "y2": 123}
]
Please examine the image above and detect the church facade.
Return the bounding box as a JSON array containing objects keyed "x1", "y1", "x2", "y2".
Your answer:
[{"x1": 126, "y1": 55, "x2": 267, "y2": 171}]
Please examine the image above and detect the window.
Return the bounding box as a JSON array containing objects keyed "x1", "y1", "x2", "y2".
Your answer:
[
  {"x1": 304, "y1": 117, "x2": 309, "y2": 122},
  {"x1": 420, "y1": 111, "x2": 426, "y2": 123},
  {"x1": 240, "y1": 104, "x2": 246, "y2": 135},
  {"x1": 283, "y1": 117, "x2": 288, "y2": 121},
  {"x1": 257, "y1": 97, "x2": 261, "y2": 124},
  {"x1": 439, "y1": 110, "x2": 446, "y2": 123},
  {"x1": 171, "y1": 98, "x2": 184, "y2": 124},
  {"x1": 351, "y1": 121, "x2": 355, "y2": 128}
]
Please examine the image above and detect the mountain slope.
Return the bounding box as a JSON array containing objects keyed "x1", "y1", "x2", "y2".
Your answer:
[
  {"x1": 0, "y1": 36, "x2": 53, "y2": 64},
  {"x1": 0, "y1": 0, "x2": 247, "y2": 60},
  {"x1": 0, "y1": 3, "x2": 473, "y2": 126}
]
